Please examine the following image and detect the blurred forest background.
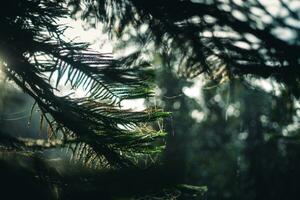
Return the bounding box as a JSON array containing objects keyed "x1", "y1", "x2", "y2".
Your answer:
[{"x1": 1, "y1": 0, "x2": 300, "y2": 199}]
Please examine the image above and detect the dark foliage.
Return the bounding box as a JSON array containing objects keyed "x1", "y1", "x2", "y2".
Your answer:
[
  {"x1": 0, "y1": 0, "x2": 201, "y2": 199},
  {"x1": 70, "y1": 0, "x2": 300, "y2": 96},
  {"x1": 0, "y1": 0, "x2": 169, "y2": 168}
]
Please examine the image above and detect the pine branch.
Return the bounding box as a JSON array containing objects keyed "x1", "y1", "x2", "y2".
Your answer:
[{"x1": 1, "y1": 0, "x2": 169, "y2": 167}]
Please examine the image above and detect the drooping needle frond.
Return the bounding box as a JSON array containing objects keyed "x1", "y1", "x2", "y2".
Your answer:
[{"x1": 0, "y1": 0, "x2": 168, "y2": 167}]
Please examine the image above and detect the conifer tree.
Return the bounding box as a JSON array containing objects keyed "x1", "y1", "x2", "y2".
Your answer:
[
  {"x1": 0, "y1": 0, "x2": 208, "y2": 199},
  {"x1": 70, "y1": 0, "x2": 300, "y2": 97},
  {"x1": 0, "y1": 0, "x2": 169, "y2": 167}
]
